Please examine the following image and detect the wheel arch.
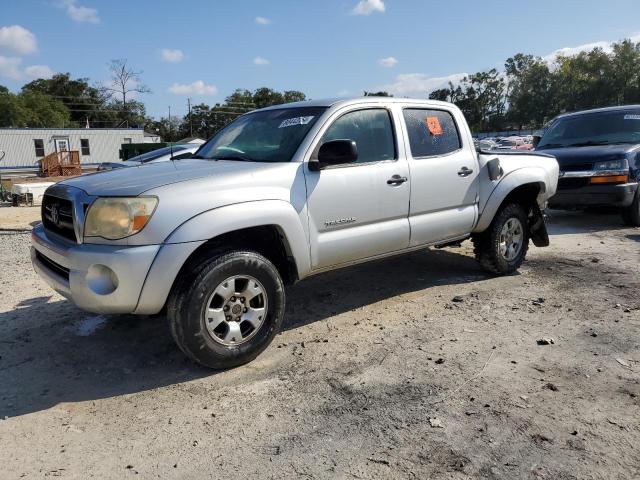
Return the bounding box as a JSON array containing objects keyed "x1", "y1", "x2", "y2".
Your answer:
[
  {"x1": 134, "y1": 200, "x2": 310, "y2": 315},
  {"x1": 474, "y1": 168, "x2": 547, "y2": 233}
]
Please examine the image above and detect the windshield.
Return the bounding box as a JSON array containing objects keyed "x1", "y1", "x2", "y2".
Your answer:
[
  {"x1": 538, "y1": 108, "x2": 640, "y2": 149},
  {"x1": 196, "y1": 106, "x2": 326, "y2": 162},
  {"x1": 129, "y1": 145, "x2": 190, "y2": 163}
]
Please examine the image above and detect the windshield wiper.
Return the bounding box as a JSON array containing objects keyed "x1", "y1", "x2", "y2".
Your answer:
[{"x1": 210, "y1": 154, "x2": 254, "y2": 162}]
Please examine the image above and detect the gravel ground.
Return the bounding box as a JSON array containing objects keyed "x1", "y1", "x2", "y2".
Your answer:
[{"x1": 0, "y1": 208, "x2": 639, "y2": 479}]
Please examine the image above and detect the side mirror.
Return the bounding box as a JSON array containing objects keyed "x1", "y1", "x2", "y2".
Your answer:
[
  {"x1": 309, "y1": 139, "x2": 358, "y2": 171},
  {"x1": 532, "y1": 135, "x2": 542, "y2": 148}
]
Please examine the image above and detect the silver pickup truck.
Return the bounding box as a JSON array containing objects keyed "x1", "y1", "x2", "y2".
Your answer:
[{"x1": 31, "y1": 98, "x2": 559, "y2": 368}]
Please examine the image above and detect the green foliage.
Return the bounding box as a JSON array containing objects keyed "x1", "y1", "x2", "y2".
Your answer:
[
  {"x1": 0, "y1": 89, "x2": 70, "y2": 128},
  {"x1": 21, "y1": 73, "x2": 116, "y2": 127}
]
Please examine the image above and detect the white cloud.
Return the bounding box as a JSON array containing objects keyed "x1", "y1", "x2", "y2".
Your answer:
[
  {"x1": 25, "y1": 64, "x2": 55, "y2": 79},
  {"x1": 377, "y1": 72, "x2": 468, "y2": 98},
  {"x1": 253, "y1": 56, "x2": 270, "y2": 66},
  {"x1": 0, "y1": 25, "x2": 37, "y2": 55},
  {"x1": 0, "y1": 56, "x2": 22, "y2": 80},
  {"x1": 168, "y1": 80, "x2": 217, "y2": 96},
  {"x1": 378, "y1": 56, "x2": 398, "y2": 68},
  {"x1": 352, "y1": 0, "x2": 385, "y2": 15},
  {"x1": 161, "y1": 48, "x2": 184, "y2": 63},
  {"x1": 58, "y1": 0, "x2": 100, "y2": 24},
  {"x1": 543, "y1": 33, "x2": 640, "y2": 63},
  {"x1": 337, "y1": 89, "x2": 351, "y2": 97},
  {"x1": 255, "y1": 16, "x2": 271, "y2": 25}
]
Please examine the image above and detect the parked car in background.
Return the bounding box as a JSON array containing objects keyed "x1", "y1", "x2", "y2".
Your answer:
[
  {"x1": 97, "y1": 144, "x2": 199, "y2": 171},
  {"x1": 535, "y1": 105, "x2": 640, "y2": 225},
  {"x1": 493, "y1": 136, "x2": 532, "y2": 151},
  {"x1": 475, "y1": 138, "x2": 498, "y2": 151}
]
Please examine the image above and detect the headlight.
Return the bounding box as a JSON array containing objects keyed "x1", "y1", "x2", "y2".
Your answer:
[
  {"x1": 593, "y1": 158, "x2": 628, "y2": 171},
  {"x1": 84, "y1": 197, "x2": 158, "y2": 240}
]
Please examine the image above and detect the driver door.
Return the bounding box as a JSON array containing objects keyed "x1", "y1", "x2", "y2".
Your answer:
[{"x1": 304, "y1": 106, "x2": 411, "y2": 270}]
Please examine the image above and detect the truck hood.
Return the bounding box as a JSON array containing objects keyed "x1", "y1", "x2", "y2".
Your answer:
[
  {"x1": 60, "y1": 159, "x2": 287, "y2": 196},
  {"x1": 536, "y1": 144, "x2": 639, "y2": 169}
]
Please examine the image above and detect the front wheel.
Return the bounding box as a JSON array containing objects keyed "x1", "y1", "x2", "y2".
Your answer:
[
  {"x1": 167, "y1": 249, "x2": 285, "y2": 369},
  {"x1": 472, "y1": 203, "x2": 530, "y2": 275}
]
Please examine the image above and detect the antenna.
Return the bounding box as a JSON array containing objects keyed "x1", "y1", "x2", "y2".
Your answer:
[{"x1": 168, "y1": 105, "x2": 174, "y2": 160}]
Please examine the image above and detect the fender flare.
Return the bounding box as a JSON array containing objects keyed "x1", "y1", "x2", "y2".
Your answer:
[
  {"x1": 474, "y1": 167, "x2": 548, "y2": 233},
  {"x1": 134, "y1": 200, "x2": 310, "y2": 315}
]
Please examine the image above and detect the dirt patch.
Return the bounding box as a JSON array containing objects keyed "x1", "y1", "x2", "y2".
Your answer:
[
  {"x1": 0, "y1": 209, "x2": 639, "y2": 479},
  {"x1": 0, "y1": 204, "x2": 41, "y2": 231}
]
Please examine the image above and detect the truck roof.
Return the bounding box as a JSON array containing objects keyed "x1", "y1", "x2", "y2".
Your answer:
[
  {"x1": 555, "y1": 104, "x2": 640, "y2": 119},
  {"x1": 257, "y1": 96, "x2": 454, "y2": 112}
]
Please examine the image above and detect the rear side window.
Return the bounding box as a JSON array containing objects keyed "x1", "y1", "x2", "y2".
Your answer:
[
  {"x1": 403, "y1": 109, "x2": 461, "y2": 157},
  {"x1": 321, "y1": 108, "x2": 395, "y2": 164}
]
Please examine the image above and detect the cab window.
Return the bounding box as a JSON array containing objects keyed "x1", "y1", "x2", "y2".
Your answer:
[
  {"x1": 403, "y1": 109, "x2": 461, "y2": 157},
  {"x1": 320, "y1": 108, "x2": 396, "y2": 164}
]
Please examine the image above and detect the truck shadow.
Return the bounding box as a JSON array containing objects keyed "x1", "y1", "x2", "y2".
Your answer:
[{"x1": 0, "y1": 248, "x2": 484, "y2": 418}]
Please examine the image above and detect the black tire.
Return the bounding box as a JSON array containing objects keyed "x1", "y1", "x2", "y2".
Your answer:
[
  {"x1": 621, "y1": 188, "x2": 640, "y2": 227},
  {"x1": 472, "y1": 203, "x2": 530, "y2": 275},
  {"x1": 167, "y1": 249, "x2": 285, "y2": 369}
]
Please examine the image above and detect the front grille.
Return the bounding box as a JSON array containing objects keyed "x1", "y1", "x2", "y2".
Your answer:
[
  {"x1": 558, "y1": 177, "x2": 590, "y2": 189},
  {"x1": 42, "y1": 194, "x2": 76, "y2": 242},
  {"x1": 35, "y1": 250, "x2": 70, "y2": 281},
  {"x1": 561, "y1": 163, "x2": 593, "y2": 172}
]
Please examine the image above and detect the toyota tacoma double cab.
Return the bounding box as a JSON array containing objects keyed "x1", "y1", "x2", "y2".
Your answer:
[
  {"x1": 534, "y1": 105, "x2": 640, "y2": 225},
  {"x1": 31, "y1": 98, "x2": 559, "y2": 368}
]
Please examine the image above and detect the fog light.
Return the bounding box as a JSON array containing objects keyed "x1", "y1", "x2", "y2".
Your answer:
[{"x1": 86, "y1": 264, "x2": 119, "y2": 295}]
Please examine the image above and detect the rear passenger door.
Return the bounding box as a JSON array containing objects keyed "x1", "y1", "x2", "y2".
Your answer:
[{"x1": 401, "y1": 107, "x2": 479, "y2": 246}]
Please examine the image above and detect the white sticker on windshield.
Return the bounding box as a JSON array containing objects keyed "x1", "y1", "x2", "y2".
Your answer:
[
  {"x1": 279, "y1": 116, "x2": 314, "y2": 128},
  {"x1": 624, "y1": 114, "x2": 640, "y2": 120}
]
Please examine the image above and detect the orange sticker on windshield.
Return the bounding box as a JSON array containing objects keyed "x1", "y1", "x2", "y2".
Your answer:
[{"x1": 426, "y1": 116, "x2": 443, "y2": 136}]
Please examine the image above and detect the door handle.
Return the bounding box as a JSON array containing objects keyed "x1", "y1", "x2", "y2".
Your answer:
[
  {"x1": 458, "y1": 167, "x2": 473, "y2": 177},
  {"x1": 387, "y1": 175, "x2": 408, "y2": 185}
]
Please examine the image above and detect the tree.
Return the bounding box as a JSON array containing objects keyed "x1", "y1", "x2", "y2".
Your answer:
[
  {"x1": 283, "y1": 90, "x2": 306, "y2": 103},
  {"x1": 0, "y1": 90, "x2": 70, "y2": 128},
  {"x1": 504, "y1": 54, "x2": 554, "y2": 128},
  {"x1": 364, "y1": 91, "x2": 392, "y2": 97},
  {"x1": 22, "y1": 73, "x2": 115, "y2": 127},
  {"x1": 252, "y1": 87, "x2": 284, "y2": 108},
  {"x1": 610, "y1": 40, "x2": 640, "y2": 104},
  {"x1": 104, "y1": 59, "x2": 151, "y2": 126}
]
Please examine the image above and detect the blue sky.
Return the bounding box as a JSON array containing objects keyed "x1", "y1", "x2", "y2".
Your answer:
[{"x1": 1, "y1": 0, "x2": 639, "y2": 119}]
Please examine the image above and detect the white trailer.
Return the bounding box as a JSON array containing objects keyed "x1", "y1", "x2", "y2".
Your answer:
[{"x1": 0, "y1": 128, "x2": 161, "y2": 169}]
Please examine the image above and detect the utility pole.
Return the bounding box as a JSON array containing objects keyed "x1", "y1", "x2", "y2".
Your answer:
[
  {"x1": 188, "y1": 98, "x2": 193, "y2": 137},
  {"x1": 168, "y1": 105, "x2": 171, "y2": 143}
]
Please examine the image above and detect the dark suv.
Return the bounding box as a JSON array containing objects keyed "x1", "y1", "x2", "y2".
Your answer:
[{"x1": 535, "y1": 105, "x2": 640, "y2": 225}]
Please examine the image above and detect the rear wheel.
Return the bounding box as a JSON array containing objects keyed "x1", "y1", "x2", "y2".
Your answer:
[
  {"x1": 167, "y1": 249, "x2": 285, "y2": 369},
  {"x1": 472, "y1": 203, "x2": 530, "y2": 275},
  {"x1": 621, "y1": 188, "x2": 640, "y2": 227}
]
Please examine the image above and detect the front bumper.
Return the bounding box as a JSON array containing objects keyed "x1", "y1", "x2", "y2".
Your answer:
[
  {"x1": 549, "y1": 182, "x2": 638, "y2": 208},
  {"x1": 30, "y1": 224, "x2": 160, "y2": 314}
]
